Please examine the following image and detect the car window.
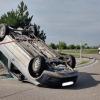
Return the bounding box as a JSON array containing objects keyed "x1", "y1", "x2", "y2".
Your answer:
[{"x1": 0, "y1": 51, "x2": 8, "y2": 67}]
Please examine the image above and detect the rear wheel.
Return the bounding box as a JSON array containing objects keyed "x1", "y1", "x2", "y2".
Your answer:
[
  {"x1": 65, "y1": 55, "x2": 76, "y2": 69},
  {"x1": 0, "y1": 24, "x2": 7, "y2": 41},
  {"x1": 29, "y1": 56, "x2": 46, "y2": 78}
]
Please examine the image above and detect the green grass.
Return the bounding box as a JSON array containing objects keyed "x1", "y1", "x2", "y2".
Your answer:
[
  {"x1": 82, "y1": 49, "x2": 98, "y2": 54},
  {"x1": 79, "y1": 60, "x2": 89, "y2": 65},
  {"x1": 57, "y1": 49, "x2": 98, "y2": 57}
]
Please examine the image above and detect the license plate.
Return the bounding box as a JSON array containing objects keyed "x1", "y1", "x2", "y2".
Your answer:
[{"x1": 62, "y1": 81, "x2": 74, "y2": 86}]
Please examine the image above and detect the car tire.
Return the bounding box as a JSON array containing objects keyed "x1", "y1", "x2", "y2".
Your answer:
[
  {"x1": 65, "y1": 55, "x2": 76, "y2": 69},
  {"x1": 0, "y1": 24, "x2": 8, "y2": 41},
  {"x1": 29, "y1": 56, "x2": 46, "y2": 78}
]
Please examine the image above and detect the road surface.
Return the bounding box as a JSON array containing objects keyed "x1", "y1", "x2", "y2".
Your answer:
[{"x1": 0, "y1": 54, "x2": 100, "y2": 100}]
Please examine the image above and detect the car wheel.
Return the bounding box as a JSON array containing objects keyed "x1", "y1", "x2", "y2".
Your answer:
[
  {"x1": 65, "y1": 55, "x2": 76, "y2": 69},
  {"x1": 29, "y1": 56, "x2": 46, "y2": 78},
  {"x1": 0, "y1": 24, "x2": 7, "y2": 41}
]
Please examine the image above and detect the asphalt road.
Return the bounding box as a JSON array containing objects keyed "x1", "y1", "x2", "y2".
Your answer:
[{"x1": 0, "y1": 54, "x2": 100, "y2": 100}]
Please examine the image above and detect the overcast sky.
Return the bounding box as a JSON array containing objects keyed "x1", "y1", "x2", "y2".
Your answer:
[{"x1": 0, "y1": 0, "x2": 100, "y2": 46}]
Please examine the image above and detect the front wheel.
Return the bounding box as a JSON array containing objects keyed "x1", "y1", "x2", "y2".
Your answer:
[
  {"x1": 65, "y1": 55, "x2": 76, "y2": 69},
  {"x1": 29, "y1": 56, "x2": 46, "y2": 78}
]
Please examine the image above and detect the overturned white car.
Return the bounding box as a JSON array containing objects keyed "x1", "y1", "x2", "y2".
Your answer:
[{"x1": 0, "y1": 24, "x2": 78, "y2": 87}]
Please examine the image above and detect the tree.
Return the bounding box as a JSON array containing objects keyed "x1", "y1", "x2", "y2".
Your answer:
[
  {"x1": 0, "y1": 1, "x2": 46, "y2": 41},
  {"x1": 33, "y1": 24, "x2": 46, "y2": 41},
  {"x1": 58, "y1": 41, "x2": 67, "y2": 50},
  {"x1": 68, "y1": 44, "x2": 76, "y2": 49},
  {"x1": 0, "y1": 1, "x2": 33, "y2": 28},
  {"x1": 16, "y1": 1, "x2": 33, "y2": 28},
  {"x1": 0, "y1": 10, "x2": 19, "y2": 27},
  {"x1": 49, "y1": 43, "x2": 57, "y2": 49},
  {"x1": 76, "y1": 45, "x2": 80, "y2": 49}
]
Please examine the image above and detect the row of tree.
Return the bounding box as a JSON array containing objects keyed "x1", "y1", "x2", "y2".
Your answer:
[
  {"x1": 0, "y1": 1, "x2": 46, "y2": 41},
  {"x1": 49, "y1": 41, "x2": 97, "y2": 50}
]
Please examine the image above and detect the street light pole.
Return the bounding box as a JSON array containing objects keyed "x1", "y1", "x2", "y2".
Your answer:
[{"x1": 80, "y1": 43, "x2": 82, "y2": 61}]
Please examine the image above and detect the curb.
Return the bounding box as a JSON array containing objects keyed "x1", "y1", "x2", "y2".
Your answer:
[{"x1": 76, "y1": 57, "x2": 96, "y2": 68}]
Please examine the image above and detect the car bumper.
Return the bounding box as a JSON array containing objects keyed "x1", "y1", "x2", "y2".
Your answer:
[{"x1": 36, "y1": 70, "x2": 78, "y2": 87}]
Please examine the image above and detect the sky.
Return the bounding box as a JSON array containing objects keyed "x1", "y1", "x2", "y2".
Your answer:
[{"x1": 0, "y1": 0, "x2": 100, "y2": 46}]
